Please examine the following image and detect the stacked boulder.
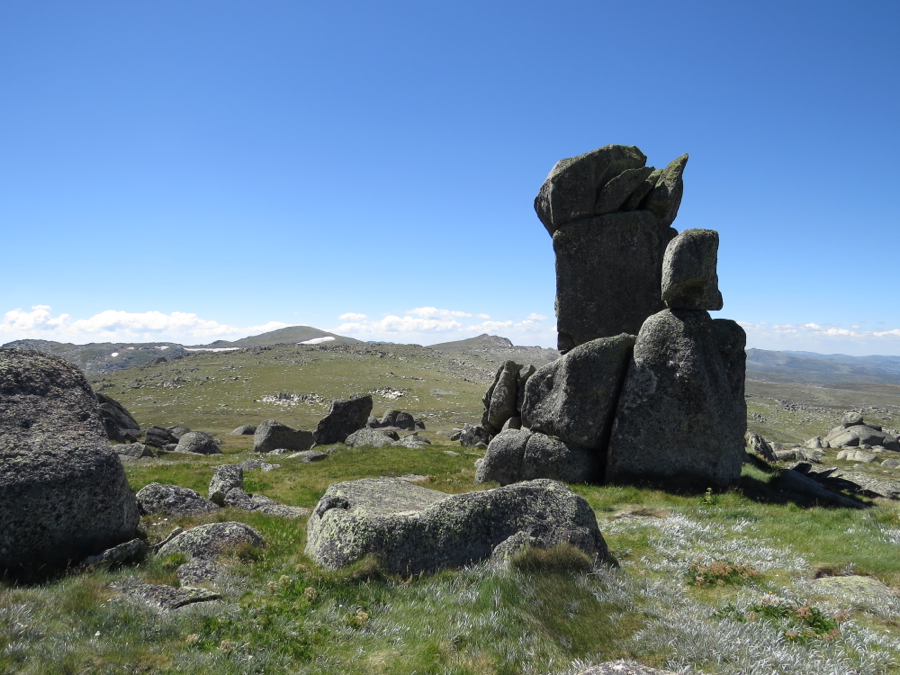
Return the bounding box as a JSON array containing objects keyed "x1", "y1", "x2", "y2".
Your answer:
[
  {"x1": 476, "y1": 146, "x2": 747, "y2": 489},
  {"x1": 823, "y1": 412, "x2": 900, "y2": 452}
]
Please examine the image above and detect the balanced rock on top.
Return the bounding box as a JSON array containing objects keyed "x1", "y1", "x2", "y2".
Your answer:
[{"x1": 661, "y1": 228, "x2": 723, "y2": 311}]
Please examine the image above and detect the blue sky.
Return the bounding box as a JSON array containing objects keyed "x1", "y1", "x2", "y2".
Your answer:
[{"x1": 2, "y1": 1, "x2": 898, "y2": 355}]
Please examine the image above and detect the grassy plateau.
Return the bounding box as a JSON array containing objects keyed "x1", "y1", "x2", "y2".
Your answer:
[{"x1": 2, "y1": 342, "x2": 900, "y2": 675}]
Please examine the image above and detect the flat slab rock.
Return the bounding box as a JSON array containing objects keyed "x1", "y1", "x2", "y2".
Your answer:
[
  {"x1": 114, "y1": 580, "x2": 221, "y2": 610},
  {"x1": 306, "y1": 478, "x2": 610, "y2": 574}
]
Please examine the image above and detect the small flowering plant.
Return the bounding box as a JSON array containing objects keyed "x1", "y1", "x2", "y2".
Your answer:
[
  {"x1": 717, "y1": 595, "x2": 846, "y2": 644},
  {"x1": 688, "y1": 559, "x2": 760, "y2": 587}
]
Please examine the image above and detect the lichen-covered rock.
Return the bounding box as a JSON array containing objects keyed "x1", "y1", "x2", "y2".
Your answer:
[
  {"x1": 115, "y1": 442, "x2": 156, "y2": 460},
  {"x1": 745, "y1": 432, "x2": 777, "y2": 463},
  {"x1": 553, "y1": 211, "x2": 675, "y2": 351},
  {"x1": 606, "y1": 310, "x2": 746, "y2": 488},
  {"x1": 475, "y1": 429, "x2": 600, "y2": 485},
  {"x1": 392, "y1": 434, "x2": 431, "y2": 448},
  {"x1": 521, "y1": 334, "x2": 634, "y2": 449},
  {"x1": 642, "y1": 153, "x2": 688, "y2": 228},
  {"x1": 136, "y1": 483, "x2": 220, "y2": 517},
  {"x1": 481, "y1": 361, "x2": 523, "y2": 433},
  {"x1": 306, "y1": 478, "x2": 610, "y2": 574},
  {"x1": 175, "y1": 431, "x2": 222, "y2": 455},
  {"x1": 157, "y1": 522, "x2": 265, "y2": 560},
  {"x1": 0, "y1": 348, "x2": 141, "y2": 574},
  {"x1": 96, "y1": 393, "x2": 141, "y2": 442},
  {"x1": 167, "y1": 425, "x2": 191, "y2": 440},
  {"x1": 345, "y1": 427, "x2": 398, "y2": 448},
  {"x1": 222, "y1": 488, "x2": 309, "y2": 518},
  {"x1": 208, "y1": 465, "x2": 244, "y2": 505},
  {"x1": 253, "y1": 419, "x2": 315, "y2": 453},
  {"x1": 661, "y1": 229, "x2": 723, "y2": 311},
  {"x1": 535, "y1": 145, "x2": 648, "y2": 235},
  {"x1": 594, "y1": 166, "x2": 656, "y2": 215},
  {"x1": 314, "y1": 395, "x2": 373, "y2": 445}
]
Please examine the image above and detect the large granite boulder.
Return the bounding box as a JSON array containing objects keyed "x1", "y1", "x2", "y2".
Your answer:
[
  {"x1": 0, "y1": 349, "x2": 140, "y2": 573},
  {"x1": 314, "y1": 395, "x2": 373, "y2": 445},
  {"x1": 96, "y1": 393, "x2": 141, "y2": 442},
  {"x1": 535, "y1": 145, "x2": 648, "y2": 235},
  {"x1": 661, "y1": 229, "x2": 723, "y2": 311},
  {"x1": 521, "y1": 334, "x2": 635, "y2": 449},
  {"x1": 230, "y1": 424, "x2": 256, "y2": 436},
  {"x1": 306, "y1": 478, "x2": 610, "y2": 573},
  {"x1": 606, "y1": 310, "x2": 747, "y2": 488},
  {"x1": 482, "y1": 360, "x2": 523, "y2": 433},
  {"x1": 824, "y1": 424, "x2": 899, "y2": 451},
  {"x1": 253, "y1": 419, "x2": 315, "y2": 453},
  {"x1": 475, "y1": 429, "x2": 599, "y2": 485},
  {"x1": 175, "y1": 431, "x2": 222, "y2": 455},
  {"x1": 135, "y1": 483, "x2": 219, "y2": 517},
  {"x1": 553, "y1": 211, "x2": 676, "y2": 351}
]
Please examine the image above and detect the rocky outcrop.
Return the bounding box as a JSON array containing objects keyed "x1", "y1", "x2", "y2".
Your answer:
[
  {"x1": 521, "y1": 334, "x2": 634, "y2": 450},
  {"x1": 482, "y1": 360, "x2": 523, "y2": 433},
  {"x1": 0, "y1": 348, "x2": 140, "y2": 574},
  {"x1": 305, "y1": 478, "x2": 610, "y2": 574},
  {"x1": 824, "y1": 419, "x2": 899, "y2": 451},
  {"x1": 314, "y1": 395, "x2": 373, "y2": 445},
  {"x1": 606, "y1": 309, "x2": 747, "y2": 488},
  {"x1": 253, "y1": 419, "x2": 315, "y2": 453},
  {"x1": 96, "y1": 393, "x2": 141, "y2": 442},
  {"x1": 661, "y1": 229, "x2": 723, "y2": 311},
  {"x1": 175, "y1": 431, "x2": 222, "y2": 455}
]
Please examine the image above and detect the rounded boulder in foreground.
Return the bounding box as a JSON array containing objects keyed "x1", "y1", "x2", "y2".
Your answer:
[
  {"x1": 0, "y1": 348, "x2": 140, "y2": 574},
  {"x1": 157, "y1": 522, "x2": 265, "y2": 560}
]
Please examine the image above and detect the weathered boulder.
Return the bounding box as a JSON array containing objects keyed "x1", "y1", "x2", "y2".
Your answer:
[
  {"x1": 521, "y1": 334, "x2": 634, "y2": 450},
  {"x1": 157, "y1": 522, "x2": 265, "y2": 560},
  {"x1": 606, "y1": 310, "x2": 746, "y2": 488},
  {"x1": 825, "y1": 424, "x2": 899, "y2": 451},
  {"x1": 314, "y1": 395, "x2": 373, "y2": 445},
  {"x1": 841, "y1": 411, "x2": 864, "y2": 427},
  {"x1": 345, "y1": 427, "x2": 398, "y2": 448},
  {"x1": 306, "y1": 478, "x2": 610, "y2": 573},
  {"x1": 776, "y1": 469, "x2": 862, "y2": 508},
  {"x1": 395, "y1": 411, "x2": 416, "y2": 430},
  {"x1": 115, "y1": 442, "x2": 156, "y2": 460},
  {"x1": 229, "y1": 424, "x2": 256, "y2": 436},
  {"x1": 0, "y1": 349, "x2": 141, "y2": 573},
  {"x1": 175, "y1": 431, "x2": 222, "y2": 455},
  {"x1": 221, "y1": 488, "x2": 309, "y2": 518},
  {"x1": 459, "y1": 423, "x2": 493, "y2": 448},
  {"x1": 516, "y1": 364, "x2": 536, "y2": 413},
  {"x1": 501, "y1": 416, "x2": 522, "y2": 431},
  {"x1": 661, "y1": 229, "x2": 723, "y2": 311},
  {"x1": 392, "y1": 433, "x2": 431, "y2": 449},
  {"x1": 594, "y1": 166, "x2": 656, "y2": 215},
  {"x1": 289, "y1": 450, "x2": 328, "y2": 462},
  {"x1": 144, "y1": 426, "x2": 176, "y2": 448},
  {"x1": 534, "y1": 145, "x2": 648, "y2": 235},
  {"x1": 553, "y1": 211, "x2": 676, "y2": 351},
  {"x1": 96, "y1": 393, "x2": 141, "y2": 442},
  {"x1": 167, "y1": 425, "x2": 191, "y2": 440},
  {"x1": 208, "y1": 465, "x2": 244, "y2": 505},
  {"x1": 476, "y1": 429, "x2": 600, "y2": 485},
  {"x1": 745, "y1": 432, "x2": 777, "y2": 463},
  {"x1": 836, "y1": 448, "x2": 878, "y2": 463},
  {"x1": 253, "y1": 419, "x2": 315, "y2": 453},
  {"x1": 135, "y1": 482, "x2": 220, "y2": 517},
  {"x1": 642, "y1": 153, "x2": 688, "y2": 228},
  {"x1": 379, "y1": 410, "x2": 400, "y2": 427},
  {"x1": 577, "y1": 662, "x2": 680, "y2": 675},
  {"x1": 482, "y1": 361, "x2": 523, "y2": 433}
]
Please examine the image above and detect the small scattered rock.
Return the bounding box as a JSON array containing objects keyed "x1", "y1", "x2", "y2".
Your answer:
[{"x1": 136, "y1": 483, "x2": 220, "y2": 517}]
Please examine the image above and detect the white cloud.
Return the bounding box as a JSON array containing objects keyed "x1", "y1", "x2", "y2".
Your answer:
[
  {"x1": 739, "y1": 320, "x2": 900, "y2": 356},
  {"x1": 332, "y1": 307, "x2": 557, "y2": 348},
  {"x1": 0, "y1": 305, "x2": 289, "y2": 345},
  {"x1": 339, "y1": 312, "x2": 367, "y2": 321}
]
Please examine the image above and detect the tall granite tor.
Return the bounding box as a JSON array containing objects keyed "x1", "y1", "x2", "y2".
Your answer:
[
  {"x1": 535, "y1": 144, "x2": 688, "y2": 352},
  {"x1": 473, "y1": 145, "x2": 746, "y2": 490}
]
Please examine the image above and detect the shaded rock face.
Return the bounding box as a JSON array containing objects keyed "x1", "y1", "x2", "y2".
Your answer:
[
  {"x1": 96, "y1": 393, "x2": 141, "y2": 442},
  {"x1": 521, "y1": 334, "x2": 635, "y2": 450},
  {"x1": 136, "y1": 483, "x2": 219, "y2": 517},
  {"x1": 459, "y1": 423, "x2": 493, "y2": 448},
  {"x1": 144, "y1": 426, "x2": 177, "y2": 448},
  {"x1": 661, "y1": 229, "x2": 723, "y2": 311},
  {"x1": 606, "y1": 310, "x2": 747, "y2": 488},
  {"x1": 0, "y1": 348, "x2": 140, "y2": 573},
  {"x1": 253, "y1": 419, "x2": 315, "y2": 453},
  {"x1": 305, "y1": 478, "x2": 610, "y2": 574},
  {"x1": 482, "y1": 360, "x2": 524, "y2": 433},
  {"x1": 553, "y1": 211, "x2": 676, "y2": 351},
  {"x1": 175, "y1": 431, "x2": 222, "y2": 455},
  {"x1": 475, "y1": 429, "x2": 600, "y2": 485},
  {"x1": 314, "y1": 395, "x2": 373, "y2": 445}
]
